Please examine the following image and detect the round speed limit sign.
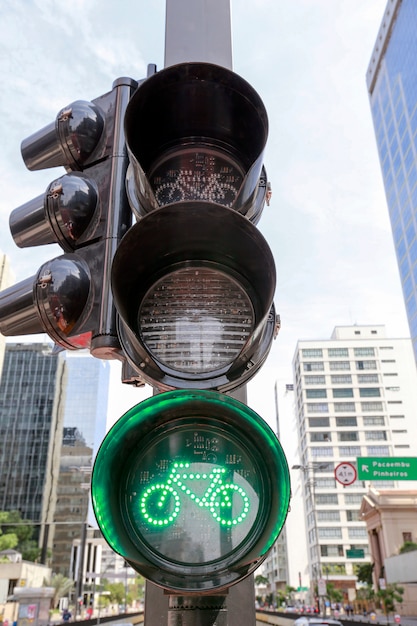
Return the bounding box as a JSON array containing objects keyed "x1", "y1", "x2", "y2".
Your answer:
[{"x1": 335, "y1": 462, "x2": 357, "y2": 486}]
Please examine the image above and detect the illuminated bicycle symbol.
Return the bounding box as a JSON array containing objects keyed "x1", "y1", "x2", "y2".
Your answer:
[
  {"x1": 154, "y1": 172, "x2": 238, "y2": 207},
  {"x1": 140, "y1": 462, "x2": 250, "y2": 528}
]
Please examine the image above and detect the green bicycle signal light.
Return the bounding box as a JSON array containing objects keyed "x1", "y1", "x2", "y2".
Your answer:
[{"x1": 91, "y1": 389, "x2": 290, "y2": 593}]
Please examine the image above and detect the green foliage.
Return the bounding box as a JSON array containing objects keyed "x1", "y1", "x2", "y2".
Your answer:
[
  {"x1": 356, "y1": 562, "x2": 374, "y2": 586},
  {"x1": 0, "y1": 510, "x2": 41, "y2": 561},
  {"x1": 377, "y1": 584, "x2": 404, "y2": 617},
  {"x1": 43, "y1": 574, "x2": 75, "y2": 609},
  {"x1": 399, "y1": 541, "x2": 417, "y2": 554},
  {"x1": 326, "y1": 582, "x2": 343, "y2": 604},
  {"x1": 356, "y1": 586, "x2": 375, "y2": 601},
  {"x1": 103, "y1": 581, "x2": 126, "y2": 604},
  {"x1": 254, "y1": 574, "x2": 269, "y2": 585}
]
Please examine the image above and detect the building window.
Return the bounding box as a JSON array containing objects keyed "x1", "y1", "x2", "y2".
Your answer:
[
  {"x1": 367, "y1": 446, "x2": 390, "y2": 456},
  {"x1": 334, "y1": 402, "x2": 355, "y2": 412},
  {"x1": 356, "y1": 360, "x2": 377, "y2": 370},
  {"x1": 306, "y1": 389, "x2": 327, "y2": 398},
  {"x1": 363, "y1": 416, "x2": 385, "y2": 426},
  {"x1": 348, "y1": 527, "x2": 368, "y2": 539},
  {"x1": 318, "y1": 527, "x2": 342, "y2": 539},
  {"x1": 354, "y1": 347, "x2": 375, "y2": 356},
  {"x1": 307, "y1": 403, "x2": 329, "y2": 413},
  {"x1": 333, "y1": 388, "x2": 354, "y2": 398},
  {"x1": 314, "y1": 462, "x2": 334, "y2": 473},
  {"x1": 359, "y1": 388, "x2": 381, "y2": 397},
  {"x1": 302, "y1": 348, "x2": 323, "y2": 358},
  {"x1": 317, "y1": 510, "x2": 340, "y2": 521},
  {"x1": 338, "y1": 431, "x2": 359, "y2": 442},
  {"x1": 357, "y1": 374, "x2": 379, "y2": 383},
  {"x1": 328, "y1": 348, "x2": 349, "y2": 357},
  {"x1": 329, "y1": 361, "x2": 350, "y2": 371},
  {"x1": 331, "y1": 375, "x2": 352, "y2": 384},
  {"x1": 345, "y1": 494, "x2": 364, "y2": 505},
  {"x1": 339, "y1": 446, "x2": 361, "y2": 456},
  {"x1": 346, "y1": 510, "x2": 359, "y2": 522},
  {"x1": 321, "y1": 544, "x2": 344, "y2": 557},
  {"x1": 315, "y1": 493, "x2": 338, "y2": 505},
  {"x1": 361, "y1": 402, "x2": 384, "y2": 411},
  {"x1": 311, "y1": 446, "x2": 333, "y2": 457},
  {"x1": 310, "y1": 432, "x2": 332, "y2": 442},
  {"x1": 304, "y1": 362, "x2": 325, "y2": 372},
  {"x1": 386, "y1": 386, "x2": 400, "y2": 391},
  {"x1": 336, "y1": 416, "x2": 357, "y2": 427},
  {"x1": 365, "y1": 431, "x2": 387, "y2": 441},
  {"x1": 402, "y1": 532, "x2": 413, "y2": 542},
  {"x1": 308, "y1": 417, "x2": 330, "y2": 427},
  {"x1": 316, "y1": 478, "x2": 337, "y2": 488},
  {"x1": 304, "y1": 375, "x2": 326, "y2": 385}
]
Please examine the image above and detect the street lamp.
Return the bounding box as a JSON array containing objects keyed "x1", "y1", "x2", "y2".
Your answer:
[{"x1": 292, "y1": 462, "x2": 330, "y2": 613}]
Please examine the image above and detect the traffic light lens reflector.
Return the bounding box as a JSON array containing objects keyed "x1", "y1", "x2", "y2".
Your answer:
[
  {"x1": 149, "y1": 147, "x2": 244, "y2": 208},
  {"x1": 129, "y1": 448, "x2": 259, "y2": 564},
  {"x1": 139, "y1": 267, "x2": 253, "y2": 373}
]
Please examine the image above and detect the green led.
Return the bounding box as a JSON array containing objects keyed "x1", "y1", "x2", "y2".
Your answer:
[
  {"x1": 138, "y1": 460, "x2": 251, "y2": 528},
  {"x1": 91, "y1": 388, "x2": 291, "y2": 593}
]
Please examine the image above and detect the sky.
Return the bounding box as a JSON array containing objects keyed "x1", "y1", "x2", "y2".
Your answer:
[{"x1": 0, "y1": 0, "x2": 410, "y2": 434}]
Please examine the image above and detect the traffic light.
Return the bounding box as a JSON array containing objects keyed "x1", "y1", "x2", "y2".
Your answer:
[
  {"x1": 91, "y1": 389, "x2": 290, "y2": 593},
  {"x1": 111, "y1": 62, "x2": 278, "y2": 392},
  {"x1": 0, "y1": 77, "x2": 137, "y2": 360}
]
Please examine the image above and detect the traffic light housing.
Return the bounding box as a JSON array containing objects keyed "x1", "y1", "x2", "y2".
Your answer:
[
  {"x1": 0, "y1": 77, "x2": 137, "y2": 359},
  {"x1": 92, "y1": 389, "x2": 290, "y2": 593},
  {"x1": 112, "y1": 62, "x2": 278, "y2": 391}
]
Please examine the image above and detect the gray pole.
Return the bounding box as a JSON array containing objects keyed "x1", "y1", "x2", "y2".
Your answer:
[
  {"x1": 164, "y1": 0, "x2": 232, "y2": 69},
  {"x1": 143, "y1": 4, "x2": 257, "y2": 625}
]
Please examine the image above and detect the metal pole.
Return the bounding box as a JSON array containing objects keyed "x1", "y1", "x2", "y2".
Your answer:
[{"x1": 143, "y1": 4, "x2": 257, "y2": 626}]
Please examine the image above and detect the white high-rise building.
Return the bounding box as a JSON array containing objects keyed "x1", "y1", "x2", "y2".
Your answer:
[{"x1": 292, "y1": 324, "x2": 417, "y2": 603}]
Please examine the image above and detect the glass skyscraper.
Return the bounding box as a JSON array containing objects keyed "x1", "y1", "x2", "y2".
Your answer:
[
  {"x1": 0, "y1": 343, "x2": 66, "y2": 548},
  {"x1": 52, "y1": 352, "x2": 109, "y2": 576},
  {"x1": 367, "y1": 0, "x2": 417, "y2": 363}
]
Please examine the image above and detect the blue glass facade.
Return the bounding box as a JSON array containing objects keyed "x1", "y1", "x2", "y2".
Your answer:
[
  {"x1": 368, "y1": 0, "x2": 417, "y2": 362},
  {"x1": 52, "y1": 353, "x2": 110, "y2": 575},
  {"x1": 0, "y1": 343, "x2": 65, "y2": 527}
]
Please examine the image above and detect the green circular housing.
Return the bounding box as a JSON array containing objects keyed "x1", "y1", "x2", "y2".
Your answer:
[{"x1": 91, "y1": 390, "x2": 290, "y2": 593}]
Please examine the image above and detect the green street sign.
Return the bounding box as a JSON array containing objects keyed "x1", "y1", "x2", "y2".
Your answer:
[
  {"x1": 357, "y1": 457, "x2": 417, "y2": 481},
  {"x1": 346, "y1": 549, "x2": 365, "y2": 559},
  {"x1": 297, "y1": 586, "x2": 309, "y2": 592}
]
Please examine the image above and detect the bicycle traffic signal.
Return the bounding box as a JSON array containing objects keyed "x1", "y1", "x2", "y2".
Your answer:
[
  {"x1": 111, "y1": 62, "x2": 278, "y2": 392},
  {"x1": 92, "y1": 389, "x2": 290, "y2": 593},
  {"x1": 0, "y1": 77, "x2": 137, "y2": 361}
]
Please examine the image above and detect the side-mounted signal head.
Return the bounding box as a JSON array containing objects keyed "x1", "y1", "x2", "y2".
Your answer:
[
  {"x1": 0, "y1": 254, "x2": 94, "y2": 349},
  {"x1": 10, "y1": 172, "x2": 99, "y2": 251},
  {"x1": 21, "y1": 100, "x2": 105, "y2": 171}
]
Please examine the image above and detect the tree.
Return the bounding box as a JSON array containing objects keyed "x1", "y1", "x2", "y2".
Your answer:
[
  {"x1": 357, "y1": 562, "x2": 374, "y2": 587},
  {"x1": 254, "y1": 574, "x2": 269, "y2": 585},
  {"x1": 0, "y1": 510, "x2": 41, "y2": 561},
  {"x1": 399, "y1": 541, "x2": 417, "y2": 554},
  {"x1": 103, "y1": 581, "x2": 126, "y2": 605},
  {"x1": 377, "y1": 584, "x2": 404, "y2": 620},
  {"x1": 326, "y1": 582, "x2": 343, "y2": 606},
  {"x1": 0, "y1": 511, "x2": 18, "y2": 552},
  {"x1": 43, "y1": 574, "x2": 75, "y2": 609}
]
